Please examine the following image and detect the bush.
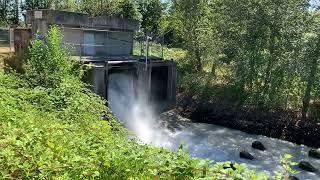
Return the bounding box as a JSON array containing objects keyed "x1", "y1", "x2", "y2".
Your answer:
[
  {"x1": 26, "y1": 26, "x2": 77, "y2": 88},
  {"x1": 3, "y1": 50, "x2": 28, "y2": 74}
]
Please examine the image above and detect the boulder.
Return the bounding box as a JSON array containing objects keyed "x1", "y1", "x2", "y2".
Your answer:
[
  {"x1": 252, "y1": 141, "x2": 266, "y2": 151},
  {"x1": 288, "y1": 176, "x2": 299, "y2": 180},
  {"x1": 239, "y1": 151, "x2": 254, "y2": 160},
  {"x1": 223, "y1": 163, "x2": 236, "y2": 170},
  {"x1": 298, "y1": 161, "x2": 317, "y2": 172},
  {"x1": 309, "y1": 149, "x2": 320, "y2": 159}
]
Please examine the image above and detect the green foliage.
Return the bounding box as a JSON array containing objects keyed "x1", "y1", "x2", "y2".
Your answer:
[
  {"x1": 133, "y1": 41, "x2": 187, "y2": 60},
  {"x1": 170, "y1": 0, "x2": 217, "y2": 72},
  {"x1": 170, "y1": 0, "x2": 320, "y2": 117},
  {"x1": 216, "y1": 0, "x2": 308, "y2": 109},
  {"x1": 26, "y1": 26, "x2": 77, "y2": 88},
  {"x1": 78, "y1": 0, "x2": 141, "y2": 20},
  {"x1": 139, "y1": 0, "x2": 163, "y2": 33},
  {"x1": 0, "y1": 0, "x2": 19, "y2": 25},
  {"x1": 21, "y1": 0, "x2": 141, "y2": 20},
  {"x1": 275, "y1": 154, "x2": 298, "y2": 179}
]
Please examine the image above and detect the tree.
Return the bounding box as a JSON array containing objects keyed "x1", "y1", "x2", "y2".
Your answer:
[
  {"x1": 170, "y1": 0, "x2": 216, "y2": 72},
  {"x1": 0, "y1": 0, "x2": 10, "y2": 25},
  {"x1": 78, "y1": 0, "x2": 140, "y2": 20},
  {"x1": 0, "y1": 0, "x2": 20, "y2": 25},
  {"x1": 24, "y1": 0, "x2": 51, "y2": 10},
  {"x1": 138, "y1": 0, "x2": 163, "y2": 34},
  {"x1": 217, "y1": 0, "x2": 308, "y2": 107},
  {"x1": 301, "y1": 11, "x2": 320, "y2": 120}
]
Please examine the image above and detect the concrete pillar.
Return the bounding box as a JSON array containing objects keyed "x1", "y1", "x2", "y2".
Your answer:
[{"x1": 30, "y1": 11, "x2": 48, "y2": 38}]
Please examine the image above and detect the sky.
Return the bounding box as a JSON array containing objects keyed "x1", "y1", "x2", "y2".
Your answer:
[{"x1": 310, "y1": 0, "x2": 320, "y2": 8}]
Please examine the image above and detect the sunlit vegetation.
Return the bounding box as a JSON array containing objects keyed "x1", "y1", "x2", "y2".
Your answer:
[
  {"x1": 168, "y1": 0, "x2": 320, "y2": 120},
  {"x1": 133, "y1": 41, "x2": 186, "y2": 60}
]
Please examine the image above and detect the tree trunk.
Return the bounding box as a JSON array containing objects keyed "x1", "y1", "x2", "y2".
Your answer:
[
  {"x1": 302, "y1": 57, "x2": 318, "y2": 120},
  {"x1": 211, "y1": 60, "x2": 216, "y2": 77},
  {"x1": 284, "y1": 78, "x2": 294, "y2": 110},
  {"x1": 247, "y1": 56, "x2": 255, "y2": 92},
  {"x1": 262, "y1": 31, "x2": 277, "y2": 105},
  {"x1": 195, "y1": 48, "x2": 202, "y2": 72}
]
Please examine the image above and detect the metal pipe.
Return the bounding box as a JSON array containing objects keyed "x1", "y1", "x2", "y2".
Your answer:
[
  {"x1": 171, "y1": 59, "x2": 174, "y2": 101},
  {"x1": 106, "y1": 31, "x2": 109, "y2": 57},
  {"x1": 145, "y1": 36, "x2": 148, "y2": 70},
  {"x1": 60, "y1": 26, "x2": 130, "y2": 33}
]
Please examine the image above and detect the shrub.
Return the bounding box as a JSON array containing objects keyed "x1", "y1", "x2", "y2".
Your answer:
[
  {"x1": 3, "y1": 50, "x2": 28, "y2": 74},
  {"x1": 26, "y1": 26, "x2": 77, "y2": 88}
]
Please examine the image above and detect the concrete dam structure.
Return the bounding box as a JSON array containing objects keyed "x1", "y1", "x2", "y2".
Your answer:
[{"x1": 26, "y1": 10, "x2": 176, "y2": 111}]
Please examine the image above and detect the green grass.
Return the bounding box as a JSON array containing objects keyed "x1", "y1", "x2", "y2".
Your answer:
[{"x1": 133, "y1": 42, "x2": 187, "y2": 60}]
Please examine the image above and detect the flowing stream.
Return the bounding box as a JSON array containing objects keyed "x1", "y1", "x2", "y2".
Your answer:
[{"x1": 108, "y1": 73, "x2": 320, "y2": 180}]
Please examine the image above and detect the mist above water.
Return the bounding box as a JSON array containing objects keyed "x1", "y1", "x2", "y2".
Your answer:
[
  {"x1": 107, "y1": 72, "x2": 320, "y2": 180},
  {"x1": 108, "y1": 72, "x2": 174, "y2": 146}
]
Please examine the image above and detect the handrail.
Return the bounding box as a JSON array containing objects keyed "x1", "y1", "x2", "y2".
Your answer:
[
  {"x1": 64, "y1": 43, "x2": 130, "y2": 47},
  {"x1": 60, "y1": 26, "x2": 131, "y2": 33}
]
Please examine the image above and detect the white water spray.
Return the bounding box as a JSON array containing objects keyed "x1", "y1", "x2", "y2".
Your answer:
[{"x1": 108, "y1": 72, "x2": 174, "y2": 146}]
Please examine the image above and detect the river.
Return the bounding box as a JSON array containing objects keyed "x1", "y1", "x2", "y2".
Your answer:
[{"x1": 108, "y1": 73, "x2": 320, "y2": 180}]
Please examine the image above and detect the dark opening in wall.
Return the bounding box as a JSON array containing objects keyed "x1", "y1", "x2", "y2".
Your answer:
[
  {"x1": 151, "y1": 66, "x2": 168, "y2": 104},
  {"x1": 107, "y1": 68, "x2": 137, "y2": 101}
]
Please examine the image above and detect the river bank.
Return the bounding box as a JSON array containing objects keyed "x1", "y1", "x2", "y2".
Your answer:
[{"x1": 177, "y1": 93, "x2": 320, "y2": 148}]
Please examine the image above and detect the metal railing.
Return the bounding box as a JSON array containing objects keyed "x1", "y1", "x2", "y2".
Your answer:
[
  {"x1": 64, "y1": 43, "x2": 134, "y2": 61},
  {"x1": 134, "y1": 34, "x2": 165, "y2": 60},
  {"x1": 60, "y1": 26, "x2": 165, "y2": 59}
]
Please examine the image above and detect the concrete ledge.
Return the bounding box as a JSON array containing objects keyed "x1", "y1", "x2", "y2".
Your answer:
[{"x1": 27, "y1": 10, "x2": 139, "y2": 31}]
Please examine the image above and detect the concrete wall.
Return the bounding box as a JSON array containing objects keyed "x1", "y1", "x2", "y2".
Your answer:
[
  {"x1": 150, "y1": 61, "x2": 177, "y2": 111},
  {"x1": 61, "y1": 28, "x2": 83, "y2": 55},
  {"x1": 84, "y1": 63, "x2": 107, "y2": 98},
  {"x1": 107, "y1": 31, "x2": 132, "y2": 56},
  {"x1": 27, "y1": 10, "x2": 137, "y2": 57},
  {"x1": 27, "y1": 10, "x2": 139, "y2": 31},
  {"x1": 13, "y1": 28, "x2": 32, "y2": 52},
  {"x1": 84, "y1": 61, "x2": 177, "y2": 112}
]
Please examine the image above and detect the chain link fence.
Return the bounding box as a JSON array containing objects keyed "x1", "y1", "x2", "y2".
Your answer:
[
  {"x1": 0, "y1": 28, "x2": 14, "y2": 53},
  {"x1": 133, "y1": 33, "x2": 165, "y2": 60}
]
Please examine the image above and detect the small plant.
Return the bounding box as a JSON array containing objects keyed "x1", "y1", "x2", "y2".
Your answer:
[{"x1": 275, "y1": 154, "x2": 298, "y2": 180}]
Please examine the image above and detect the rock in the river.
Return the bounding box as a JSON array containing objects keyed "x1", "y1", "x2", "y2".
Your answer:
[
  {"x1": 298, "y1": 161, "x2": 317, "y2": 172},
  {"x1": 239, "y1": 151, "x2": 254, "y2": 160},
  {"x1": 289, "y1": 176, "x2": 299, "y2": 180},
  {"x1": 252, "y1": 141, "x2": 266, "y2": 151},
  {"x1": 309, "y1": 149, "x2": 320, "y2": 159},
  {"x1": 223, "y1": 163, "x2": 236, "y2": 170}
]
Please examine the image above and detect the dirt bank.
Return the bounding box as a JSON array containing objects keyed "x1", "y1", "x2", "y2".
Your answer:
[{"x1": 177, "y1": 93, "x2": 320, "y2": 148}]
